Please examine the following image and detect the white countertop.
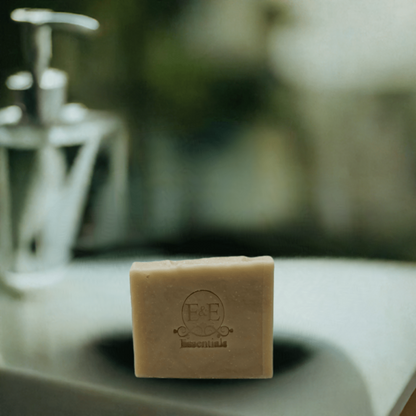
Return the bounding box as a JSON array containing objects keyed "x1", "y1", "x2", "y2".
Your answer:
[{"x1": 0, "y1": 257, "x2": 415, "y2": 416}]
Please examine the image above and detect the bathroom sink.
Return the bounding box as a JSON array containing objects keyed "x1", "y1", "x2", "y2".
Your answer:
[
  {"x1": 0, "y1": 257, "x2": 415, "y2": 415},
  {"x1": 0, "y1": 337, "x2": 372, "y2": 416}
]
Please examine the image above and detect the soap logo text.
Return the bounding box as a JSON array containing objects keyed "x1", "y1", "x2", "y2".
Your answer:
[{"x1": 174, "y1": 290, "x2": 233, "y2": 348}]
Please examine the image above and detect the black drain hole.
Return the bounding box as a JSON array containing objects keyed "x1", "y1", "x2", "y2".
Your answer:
[{"x1": 94, "y1": 334, "x2": 311, "y2": 379}]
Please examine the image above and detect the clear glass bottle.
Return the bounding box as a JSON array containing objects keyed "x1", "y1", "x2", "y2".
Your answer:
[{"x1": 0, "y1": 9, "x2": 128, "y2": 292}]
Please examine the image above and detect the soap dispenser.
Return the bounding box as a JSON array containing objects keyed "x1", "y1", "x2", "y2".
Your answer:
[{"x1": 0, "y1": 9, "x2": 128, "y2": 292}]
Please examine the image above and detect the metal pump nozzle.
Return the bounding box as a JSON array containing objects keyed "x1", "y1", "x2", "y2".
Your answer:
[{"x1": 7, "y1": 8, "x2": 99, "y2": 124}]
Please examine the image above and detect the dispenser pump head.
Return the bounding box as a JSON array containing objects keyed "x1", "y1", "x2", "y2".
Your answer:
[{"x1": 7, "y1": 8, "x2": 99, "y2": 125}]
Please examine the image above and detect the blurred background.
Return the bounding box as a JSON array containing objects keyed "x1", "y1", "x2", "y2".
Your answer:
[{"x1": 2, "y1": 0, "x2": 416, "y2": 260}]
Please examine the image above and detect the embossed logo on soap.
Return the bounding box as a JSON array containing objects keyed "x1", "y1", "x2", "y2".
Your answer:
[{"x1": 174, "y1": 290, "x2": 233, "y2": 348}]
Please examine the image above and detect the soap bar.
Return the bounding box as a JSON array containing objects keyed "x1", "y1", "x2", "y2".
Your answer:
[{"x1": 130, "y1": 256, "x2": 274, "y2": 379}]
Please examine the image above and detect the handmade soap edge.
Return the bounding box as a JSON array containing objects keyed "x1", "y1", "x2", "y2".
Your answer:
[
  {"x1": 129, "y1": 269, "x2": 147, "y2": 377},
  {"x1": 130, "y1": 256, "x2": 274, "y2": 275},
  {"x1": 262, "y1": 259, "x2": 275, "y2": 378}
]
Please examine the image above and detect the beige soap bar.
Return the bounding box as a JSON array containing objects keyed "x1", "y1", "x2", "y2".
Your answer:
[{"x1": 130, "y1": 256, "x2": 274, "y2": 379}]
